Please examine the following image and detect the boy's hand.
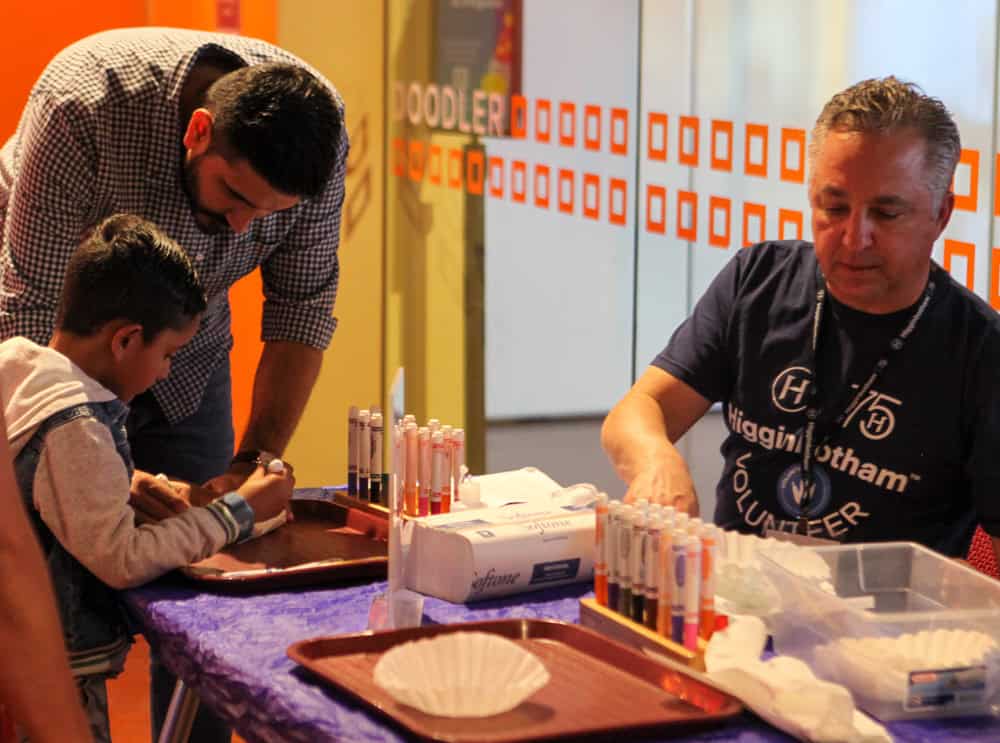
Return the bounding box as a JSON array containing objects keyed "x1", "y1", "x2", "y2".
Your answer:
[
  {"x1": 236, "y1": 465, "x2": 296, "y2": 522},
  {"x1": 130, "y1": 470, "x2": 190, "y2": 521},
  {"x1": 203, "y1": 463, "x2": 255, "y2": 497}
]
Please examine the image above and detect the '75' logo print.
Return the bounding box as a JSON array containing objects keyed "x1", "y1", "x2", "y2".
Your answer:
[{"x1": 771, "y1": 367, "x2": 900, "y2": 441}]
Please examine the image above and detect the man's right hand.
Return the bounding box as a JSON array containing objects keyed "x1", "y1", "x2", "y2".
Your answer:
[
  {"x1": 236, "y1": 465, "x2": 295, "y2": 522},
  {"x1": 624, "y1": 461, "x2": 700, "y2": 516}
]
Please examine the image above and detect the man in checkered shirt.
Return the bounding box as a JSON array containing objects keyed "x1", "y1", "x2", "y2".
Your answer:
[{"x1": 0, "y1": 27, "x2": 349, "y2": 742}]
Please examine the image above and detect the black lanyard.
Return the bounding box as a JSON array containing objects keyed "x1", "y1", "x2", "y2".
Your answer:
[{"x1": 796, "y1": 267, "x2": 935, "y2": 533}]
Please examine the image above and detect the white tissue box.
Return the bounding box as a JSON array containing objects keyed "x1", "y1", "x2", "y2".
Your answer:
[
  {"x1": 404, "y1": 473, "x2": 597, "y2": 603},
  {"x1": 760, "y1": 541, "x2": 1000, "y2": 721}
]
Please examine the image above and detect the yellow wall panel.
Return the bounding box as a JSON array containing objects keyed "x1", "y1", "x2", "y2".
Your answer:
[{"x1": 279, "y1": 0, "x2": 386, "y2": 486}]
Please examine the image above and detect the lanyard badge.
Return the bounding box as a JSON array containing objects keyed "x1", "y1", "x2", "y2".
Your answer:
[{"x1": 795, "y1": 267, "x2": 935, "y2": 535}]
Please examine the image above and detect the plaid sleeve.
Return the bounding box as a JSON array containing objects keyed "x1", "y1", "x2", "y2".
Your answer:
[
  {"x1": 258, "y1": 125, "x2": 349, "y2": 350},
  {"x1": 0, "y1": 92, "x2": 97, "y2": 345}
]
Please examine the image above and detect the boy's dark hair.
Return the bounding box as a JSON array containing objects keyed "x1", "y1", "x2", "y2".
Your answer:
[
  {"x1": 57, "y1": 214, "x2": 207, "y2": 342},
  {"x1": 205, "y1": 62, "x2": 342, "y2": 199}
]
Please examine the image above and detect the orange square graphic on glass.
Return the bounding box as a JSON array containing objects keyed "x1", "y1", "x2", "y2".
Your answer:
[
  {"x1": 583, "y1": 173, "x2": 600, "y2": 220},
  {"x1": 780, "y1": 128, "x2": 806, "y2": 183},
  {"x1": 609, "y1": 178, "x2": 627, "y2": 225},
  {"x1": 392, "y1": 138, "x2": 406, "y2": 177},
  {"x1": 677, "y1": 190, "x2": 698, "y2": 241},
  {"x1": 646, "y1": 184, "x2": 667, "y2": 234},
  {"x1": 447, "y1": 148, "x2": 463, "y2": 189},
  {"x1": 648, "y1": 112, "x2": 668, "y2": 162},
  {"x1": 535, "y1": 99, "x2": 552, "y2": 143},
  {"x1": 511, "y1": 160, "x2": 527, "y2": 203},
  {"x1": 778, "y1": 208, "x2": 802, "y2": 240},
  {"x1": 610, "y1": 108, "x2": 629, "y2": 155},
  {"x1": 408, "y1": 140, "x2": 425, "y2": 182},
  {"x1": 710, "y1": 120, "x2": 733, "y2": 172},
  {"x1": 559, "y1": 101, "x2": 577, "y2": 147},
  {"x1": 742, "y1": 202, "x2": 766, "y2": 247},
  {"x1": 534, "y1": 164, "x2": 551, "y2": 208},
  {"x1": 428, "y1": 145, "x2": 442, "y2": 185},
  {"x1": 558, "y1": 169, "x2": 575, "y2": 214},
  {"x1": 944, "y1": 239, "x2": 976, "y2": 290},
  {"x1": 584, "y1": 105, "x2": 602, "y2": 151},
  {"x1": 953, "y1": 149, "x2": 979, "y2": 212},
  {"x1": 510, "y1": 94, "x2": 527, "y2": 138},
  {"x1": 466, "y1": 149, "x2": 484, "y2": 195},
  {"x1": 679, "y1": 116, "x2": 699, "y2": 167},
  {"x1": 709, "y1": 196, "x2": 731, "y2": 248},
  {"x1": 488, "y1": 156, "x2": 504, "y2": 198},
  {"x1": 745, "y1": 123, "x2": 769, "y2": 178}
]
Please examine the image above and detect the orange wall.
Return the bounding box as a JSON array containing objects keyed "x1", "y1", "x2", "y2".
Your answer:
[
  {"x1": 3, "y1": 1, "x2": 276, "y2": 450},
  {"x1": 3, "y1": 2, "x2": 146, "y2": 137}
]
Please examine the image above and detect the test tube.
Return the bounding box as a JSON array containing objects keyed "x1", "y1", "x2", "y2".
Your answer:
[
  {"x1": 683, "y1": 532, "x2": 702, "y2": 651},
  {"x1": 358, "y1": 409, "x2": 370, "y2": 499},
  {"x1": 594, "y1": 493, "x2": 609, "y2": 606},
  {"x1": 644, "y1": 516, "x2": 662, "y2": 630},
  {"x1": 631, "y1": 511, "x2": 647, "y2": 622},
  {"x1": 441, "y1": 425, "x2": 454, "y2": 511},
  {"x1": 451, "y1": 428, "x2": 465, "y2": 501},
  {"x1": 404, "y1": 422, "x2": 418, "y2": 516},
  {"x1": 618, "y1": 506, "x2": 634, "y2": 617},
  {"x1": 607, "y1": 501, "x2": 621, "y2": 611},
  {"x1": 347, "y1": 405, "x2": 359, "y2": 494},
  {"x1": 418, "y1": 427, "x2": 431, "y2": 516},
  {"x1": 370, "y1": 412, "x2": 383, "y2": 504},
  {"x1": 431, "y1": 431, "x2": 446, "y2": 515},
  {"x1": 699, "y1": 525, "x2": 717, "y2": 640},
  {"x1": 671, "y1": 530, "x2": 687, "y2": 643},
  {"x1": 657, "y1": 523, "x2": 674, "y2": 637}
]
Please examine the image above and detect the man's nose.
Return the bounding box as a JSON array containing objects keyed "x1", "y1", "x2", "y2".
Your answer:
[{"x1": 843, "y1": 211, "x2": 873, "y2": 251}]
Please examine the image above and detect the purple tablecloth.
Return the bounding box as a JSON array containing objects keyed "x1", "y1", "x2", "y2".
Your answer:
[{"x1": 123, "y1": 575, "x2": 1000, "y2": 743}]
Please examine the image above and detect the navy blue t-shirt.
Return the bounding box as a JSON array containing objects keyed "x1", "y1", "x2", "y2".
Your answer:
[{"x1": 654, "y1": 241, "x2": 1000, "y2": 556}]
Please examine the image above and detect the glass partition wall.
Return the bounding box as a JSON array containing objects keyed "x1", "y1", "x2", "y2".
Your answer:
[{"x1": 386, "y1": 0, "x2": 1000, "y2": 503}]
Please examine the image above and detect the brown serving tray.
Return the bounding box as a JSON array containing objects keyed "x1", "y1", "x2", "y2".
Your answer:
[
  {"x1": 180, "y1": 495, "x2": 388, "y2": 591},
  {"x1": 287, "y1": 619, "x2": 742, "y2": 742}
]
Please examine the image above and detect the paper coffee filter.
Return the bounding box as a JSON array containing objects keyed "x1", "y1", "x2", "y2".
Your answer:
[
  {"x1": 814, "y1": 629, "x2": 1000, "y2": 703},
  {"x1": 373, "y1": 631, "x2": 551, "y2": 717}
]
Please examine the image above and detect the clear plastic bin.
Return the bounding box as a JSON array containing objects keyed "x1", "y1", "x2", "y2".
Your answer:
[{"x1": 759, "y1": 541, "x2": 1000, "y2": 721}]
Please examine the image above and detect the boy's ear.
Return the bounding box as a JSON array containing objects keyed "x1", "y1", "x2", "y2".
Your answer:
[
  {"x1": 110, "y1": 323, "x2": 144, "y2": 361},
  {"x1": 183, "y1": 108, "x2": 215, "y2": 156}
]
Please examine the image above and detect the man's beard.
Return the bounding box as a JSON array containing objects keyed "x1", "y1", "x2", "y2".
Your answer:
[{"x1": 183, "y1": 155, "x2": 230, "y2": 235}]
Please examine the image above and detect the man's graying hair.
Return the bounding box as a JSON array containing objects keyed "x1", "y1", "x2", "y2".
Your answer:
[{"x1": 810, "y1": 76, "x2": 961, "y2": 203}]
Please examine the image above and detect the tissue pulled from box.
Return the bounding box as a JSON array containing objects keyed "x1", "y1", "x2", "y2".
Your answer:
[
  {"x1": 705, "y1": 616, "x2": 891, "y2": 743},
  {"x1": 373, "y1": 631, "x2": 550, "y2": 717}
]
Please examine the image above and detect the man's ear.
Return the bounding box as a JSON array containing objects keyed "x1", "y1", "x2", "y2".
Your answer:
[
  {"x1": 110, "y1": 323, "x2": 144, "y2": 362},
  {"x1": 182, "y1": 108, "x2": 215, "y2": 156}
]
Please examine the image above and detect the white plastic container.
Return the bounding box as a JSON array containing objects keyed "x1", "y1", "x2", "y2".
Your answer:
[{"x1": 760, "y1": 541, "x2": 1000, "y2": 721}]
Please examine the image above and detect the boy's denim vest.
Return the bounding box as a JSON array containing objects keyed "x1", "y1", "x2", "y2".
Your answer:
[{"x1": 14, "y1": 400, "x2": 134, "y2": 666}]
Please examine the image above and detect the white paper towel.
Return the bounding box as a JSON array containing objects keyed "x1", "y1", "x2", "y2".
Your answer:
[{"x1": 704, "y1": 616, "x2": 891, "y2": 743}]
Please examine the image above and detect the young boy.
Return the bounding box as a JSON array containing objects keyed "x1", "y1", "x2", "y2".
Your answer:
[{"x1": 0, "y1": 214, "x2": 293, "y2": 742}]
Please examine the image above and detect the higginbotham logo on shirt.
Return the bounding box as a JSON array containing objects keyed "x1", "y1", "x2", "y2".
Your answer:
[{"x1": 771, "y1": 366, "x2": 813, "y2": 414}]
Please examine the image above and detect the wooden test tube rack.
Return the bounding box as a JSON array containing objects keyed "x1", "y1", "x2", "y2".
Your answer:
[{"x1": 579, "y1": 598, "x2": 708, "y2": 671}]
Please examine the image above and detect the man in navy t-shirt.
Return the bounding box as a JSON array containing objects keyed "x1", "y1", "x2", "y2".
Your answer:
[{"x1": 602, "y1": 77, "x2": 1000, "y2": 560}]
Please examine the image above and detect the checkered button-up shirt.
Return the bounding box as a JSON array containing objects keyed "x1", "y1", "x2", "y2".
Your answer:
[{"x1": 0, "y1": 27, "x2": 349, "y2": 422}]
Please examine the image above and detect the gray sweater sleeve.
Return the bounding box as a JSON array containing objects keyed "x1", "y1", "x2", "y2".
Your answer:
[{"x1": 31, "y1": 416, "x2": 233, "y2": 589}]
